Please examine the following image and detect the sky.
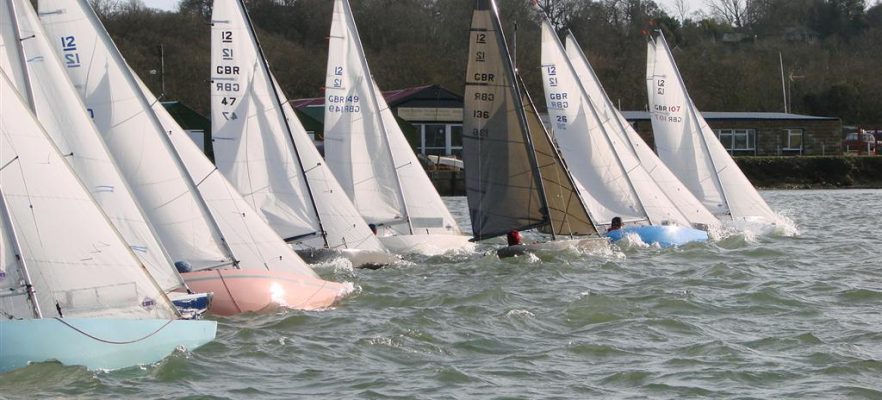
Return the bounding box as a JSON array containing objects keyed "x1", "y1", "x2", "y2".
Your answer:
[{"x1": 143, "y1": 0, "x2": 711, "y2": 17}]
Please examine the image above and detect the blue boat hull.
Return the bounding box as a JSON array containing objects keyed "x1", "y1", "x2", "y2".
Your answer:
[
  {"x1": 606, "y1": 225, "x2": 708, "y2": 247},
  {"x1": 0, "y1": 318, "x2": 216, "y2": 372},
  {"x1": 170, "y1": 292, "x2": 213, "y2": 318}
]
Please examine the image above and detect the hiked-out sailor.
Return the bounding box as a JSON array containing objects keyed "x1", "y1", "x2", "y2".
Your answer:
[
  {"x1": 506, "y1": 230, "x2": 523, "y2": 246},
  {"x1": 608, "y1": 217, "x2": 623, "y2": 233}
]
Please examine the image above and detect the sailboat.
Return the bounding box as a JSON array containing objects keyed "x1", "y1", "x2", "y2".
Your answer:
[
  {"x1": 210, "y1": 0, "x2": 396, "y2": 267},
  {"x1": 646, "y1": 32, "x2": 777, "y2": 224},
  {"x1": 463, "y1": 0, "x2": 607, "y2": 256},
  {"x1": 538, "y1": 18, "x2": 709, "y2": 247},
  {"x1": 563, "y1": 32, "x2": 719, "y2": 231},
  {"x1": 1, "y1": 0, "x2": 210, "y2": 315},
  {"x1": 322, "y1": 0, "x2": 473, "y2": 255},
  {"x1": 0, "y1": 70, "x2": 216, "y2": 372},
  {"x1": 38, "y1": 0, "x2": 350, "y2": 315}
]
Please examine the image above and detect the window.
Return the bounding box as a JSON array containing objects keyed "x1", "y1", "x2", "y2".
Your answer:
[
  {"x1": 784, "y1": 128, "x2": 803, "y2": 152},
  {"x1": 450, "y1": 125, "x2": 463, "y2": 157},
  {"x1": 715, "y1": 129, "x2": 756, "y2": 154},
  {"x1": 422, "y1": 124, "x2": 447, "y2": 156},
  {"x1": 416, "y1": 123, "x2": 463, "y2": 157},
  {"x1": 185, "y1": 129, "x2": 205, "y2": 152}
]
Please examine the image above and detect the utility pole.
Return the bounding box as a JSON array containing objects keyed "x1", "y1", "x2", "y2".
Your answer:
[{"x1": 779, "y1": 52, "x2": 787, "y2": 113}]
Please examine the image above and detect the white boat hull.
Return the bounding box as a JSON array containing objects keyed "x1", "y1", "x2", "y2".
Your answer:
[
  {"x1": 379, "y1": 234, "x2": 476, "y2": 256},
  {"x1": 0, "y1": 318, "x2": 216, "y2": 372}
]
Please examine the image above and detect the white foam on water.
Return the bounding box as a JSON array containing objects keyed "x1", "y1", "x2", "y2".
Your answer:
[
  {"x1": 505, "y1": 309, "x2": 535, "y2": 319},
  {"x1": 309, "y1": 255, "x2": 355, "y2": 275}
]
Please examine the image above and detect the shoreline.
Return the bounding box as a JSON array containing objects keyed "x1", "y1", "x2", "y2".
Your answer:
[{"x1": 429, "y1": 156, "x2": 882, "y2": 195}]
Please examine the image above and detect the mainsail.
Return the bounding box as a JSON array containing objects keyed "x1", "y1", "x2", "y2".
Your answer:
[
  {"x1": 323, "y1": 0, "x2": 461, "y2": 236},
  {"x1": 0, "y1": 70, "x2": 177, "y2": 320},
  {"x1": 463, "y1": 0, "x2": 595, "y2": 240},
  {"x1": 142, "y1": 76, "x2": 326, "y2": 277},
  {"x1": 540, "y1": 20, "x2": 694, "y2": 228},
  {"x1": 646, "y1": 33, "x2": 776, "y2": 223},
  {"x1": 210, "y1": 0, "x2": 384, "y2": 251},
  {"x1": 564, "y1": 33, "x2": 718, "y2": 228},
  {"x1": 38, "y1": 0, "x2": 237, "y2": 271},
  {"x1": 2, "y1": 0, "x2": 186, "y2": 293}
]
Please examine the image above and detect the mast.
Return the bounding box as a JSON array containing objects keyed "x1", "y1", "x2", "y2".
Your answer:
[
  {"x1": 0, "y1": 185, "x2": 41, "y2": 318},
  {"x1": 338, "y1": 0, "x2": 414, "y2": 235},
  {"x1": 234, "y1": 0, "x2": 329, "y2": 247},
  {"x1": 654, "y1": 32, "x2": 733, "y2": 218},
  {"x1": 485, "y1": 0, "x2": 554, "y2": 237}
]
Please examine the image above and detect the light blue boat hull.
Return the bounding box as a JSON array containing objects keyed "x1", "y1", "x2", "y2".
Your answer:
[
  {"x1": 0, "y1": 318, "x2": 216, "y2": 372},
  {"x1": 606, "y1": 225, "x2": 708, "y2": 247}
]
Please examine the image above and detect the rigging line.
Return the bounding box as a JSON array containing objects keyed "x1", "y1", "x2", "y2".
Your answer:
[
  {"x1": 1, "y1": 135, "x2": 46, "y2": 251},
  {"x1": 547, "y1": 127, "x2": 574, "y2": 236},
  {"x1": 53, "y1": 317, "x2": 174, "y2": 345}
]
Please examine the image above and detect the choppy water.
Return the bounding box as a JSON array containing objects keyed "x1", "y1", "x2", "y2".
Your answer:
[{"x1": 2, "y1": 190, "x2": 882, "y2": 399}]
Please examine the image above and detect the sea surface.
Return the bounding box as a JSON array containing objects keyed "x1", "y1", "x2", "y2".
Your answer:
[{"x1": 1, "y1": 190, "x2": 881, "y2": 399}]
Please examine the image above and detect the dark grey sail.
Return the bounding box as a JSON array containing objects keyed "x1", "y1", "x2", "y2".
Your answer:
[
  {"x1": 463, "y1": 0, "x2": 596, "y2": 240},
  {"x1": 463, "y1": 0, "x2": 547, "y2": 240},
  {"x1": 519, "y1": 75, "x2": 597, "y2": 237}
]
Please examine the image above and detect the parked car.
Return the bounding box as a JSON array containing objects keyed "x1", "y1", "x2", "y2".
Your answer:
[{"x1": 842, "y1": 130, "x2": 877, "y2": 155}]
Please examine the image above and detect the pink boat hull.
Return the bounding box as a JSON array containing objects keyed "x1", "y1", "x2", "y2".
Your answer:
[{"x1": 180, "y1": 269, "x2": 348, "y2": 316}]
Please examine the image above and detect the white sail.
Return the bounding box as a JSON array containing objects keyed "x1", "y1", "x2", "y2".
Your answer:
[
  {"x1": 141, "y1": 76, "x2": 322, "y2": 277},
  {"x1": 646, "y1": 33, "x2": 776, "y2": 223},
  {"x1": 210, "y1": 0, "x2": 384, "y2": 251},
  {"x1": 563, "y1": 34, "x2": 718, "y2": 228},
  {"x1": 38, "y1": 0, "x2": 236, "y2": 270},
  {"x1": 0, "y1": 70, "x2": 177, "y2": 320},
  {"x1": 540, "y1": 21, "x2": 691, "y2": 228},
  {"x1": 2, "y1": 0, "x2": 185, "y2": 292},
  {"x1": 323, "y1": 0, "x2": 461, "y2": 236}
]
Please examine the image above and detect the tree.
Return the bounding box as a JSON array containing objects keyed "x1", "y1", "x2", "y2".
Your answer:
[{"x1": 706, "y1": 0, "x2": 754, "y2": 27}]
